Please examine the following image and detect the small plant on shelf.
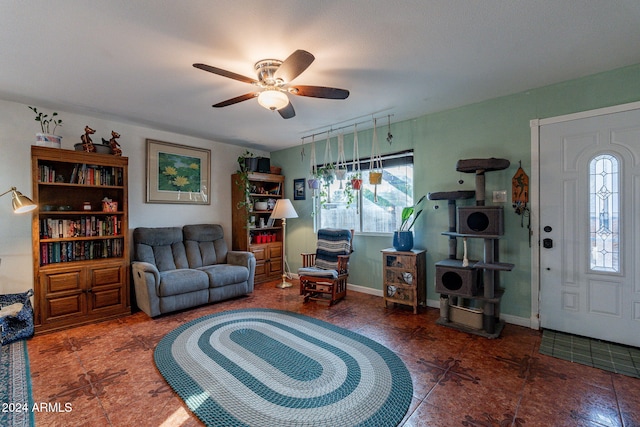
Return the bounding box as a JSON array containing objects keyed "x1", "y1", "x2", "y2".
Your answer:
[
  {"x1": 29, "y1": 106, "x2": 63, "y2": 135},
  {"x1": 235, "y1": 150, "x2": 256, "y2": 214}
]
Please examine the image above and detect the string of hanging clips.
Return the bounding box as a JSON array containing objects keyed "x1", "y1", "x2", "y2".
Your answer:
[{"x1": 299, "y1": 114, "x2": 394, "y2": 143}]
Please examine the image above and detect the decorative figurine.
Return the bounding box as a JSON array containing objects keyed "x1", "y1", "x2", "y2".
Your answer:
[
  {"x1": 81, "y1": 126, "x2": 96, "y2": 152},
  {"x1": 103, "y1": 131, "x2": 122, "y2": 156}
]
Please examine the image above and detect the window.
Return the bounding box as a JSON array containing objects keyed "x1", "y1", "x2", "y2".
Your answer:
[
  {"x1": 317, "y1": 151, "x2": 415, "y2": 233},
  {"x1": 589, "y1": 153, "x2": 619, "y2": 272}
]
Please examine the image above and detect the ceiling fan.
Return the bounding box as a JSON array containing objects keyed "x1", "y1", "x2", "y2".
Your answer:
[{"x1": 193, "y1": 49, "x2": 349, "y2": 119}]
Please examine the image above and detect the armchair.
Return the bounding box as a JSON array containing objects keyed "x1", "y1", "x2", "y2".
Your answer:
[{"x1": 298, "y1": 229, "x2": 353, "y2": 305}]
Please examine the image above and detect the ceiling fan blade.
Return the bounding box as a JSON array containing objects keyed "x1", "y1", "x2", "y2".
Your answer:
[
  {"x1": 288, "y1": 85, "x2": 350, "y2": 99},
  {"x1": 273, "y1": 50, "x2": 315, "y2": 83},
  {"x1": 193, "y1": 63, "x2": 258, "y2": 85},
  {"x1": 212, "y1": 92, "x2": 259, "y2": 108},
  {"x1": 278, "y1": 102, "x2": 296, "y2": 119}
]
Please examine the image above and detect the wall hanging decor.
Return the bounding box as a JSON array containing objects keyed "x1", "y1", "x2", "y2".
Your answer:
[{"x1": 146, "y1": 139, "x2": 211, "y2": 204}]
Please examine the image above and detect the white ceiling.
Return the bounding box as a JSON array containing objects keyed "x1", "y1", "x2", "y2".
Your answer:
[{"x1": 2, "y1": 1, "x2": 639, "y2": 152}]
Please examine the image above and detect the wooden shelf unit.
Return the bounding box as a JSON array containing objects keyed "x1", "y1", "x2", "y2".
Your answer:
[
  {"x1": 31, "y1": 146, "x2": 130, "y2": 334},
  {"x1": 381, "y1": 248, "x2": 427, "y2": 314},
  {"x1": 231, "y1": 172, "x2": 285, "y2": 284}
]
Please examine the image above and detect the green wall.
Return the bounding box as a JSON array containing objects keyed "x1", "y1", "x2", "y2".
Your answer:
[{"x1": 271, "y1": 63, "x2": 640, "y2": 321}]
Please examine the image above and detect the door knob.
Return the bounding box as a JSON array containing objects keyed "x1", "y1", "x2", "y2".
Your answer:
[{"x1": 543, "y1": 238, "x2": 553, "y2": 249}]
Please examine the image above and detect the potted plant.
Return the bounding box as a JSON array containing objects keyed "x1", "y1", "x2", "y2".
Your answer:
[
  {"x1": 29, "y1": 106, "x2": 63, "y2": 147},
  {"x1": 235, "y1": 150, "x2": 257, "y2": 215},
  {"x1": 307, "y1": 168, "x2": 321, "y2": 190},
  {"x1": 393, "y1": 195, "x2": 426, "y2": 251},
  {"x1": 349, "y1": 172, "x2": 362, "y2": 190},
  {"x1": 238, "y1": 150, "x2": 258, "y2": 172}
]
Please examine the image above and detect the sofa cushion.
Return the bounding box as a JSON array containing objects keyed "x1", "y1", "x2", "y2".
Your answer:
[
  {"x1": 158, "y1": 269, "x2": 209, "y2": 297},
  {"x1": 199, "y1": 264, "x2": 249, "y2": 288},
  {"x1": 184, "y1": 224, "x2": 228, "y2": 267},
  {"x1": 134, "y1": 227, "x2": 189, "y2": 272}
]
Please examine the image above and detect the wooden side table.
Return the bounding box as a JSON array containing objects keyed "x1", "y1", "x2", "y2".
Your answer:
[{"x1": 381, "y1": 248, "x2": 427, "y2": 314}]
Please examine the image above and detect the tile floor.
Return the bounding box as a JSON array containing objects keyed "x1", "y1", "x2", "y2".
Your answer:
[{"x1": 27, "y1": 280, "x2": 640, "y2": 427}]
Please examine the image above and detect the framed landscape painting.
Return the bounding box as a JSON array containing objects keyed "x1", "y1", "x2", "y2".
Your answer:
[{"x1": 146, "y1": 139, "x2": 211, "y2": 204}]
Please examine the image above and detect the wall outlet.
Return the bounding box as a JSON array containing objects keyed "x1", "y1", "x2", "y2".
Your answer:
[{"x1": 493, "y1": 190, "x2": 507, "y2": 203}]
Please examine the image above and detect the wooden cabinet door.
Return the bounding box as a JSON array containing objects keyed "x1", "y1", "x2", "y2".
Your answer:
[
  {"x1": 39, "y1": 266, "x2": 87, "y2": 325},
  {"x1": 88, "y1": 264, "x2": 127, "y2": 313}
]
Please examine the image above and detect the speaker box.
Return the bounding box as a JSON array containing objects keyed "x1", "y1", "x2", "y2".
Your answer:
[
  {"x1": 457, "y1": 206, "x2": 504, "y2": 235},
  {"x1": 435, "y1": 259, "x2": 480, "y2": 297},
  {"x1": 257, "y1": 157, "x2": 271, "y2": 173}
]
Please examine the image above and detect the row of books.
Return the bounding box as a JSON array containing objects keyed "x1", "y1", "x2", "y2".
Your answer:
[
  {"x1": 40, "y1": 239, "x2": 123, "y2": 266},
  {"x1": 39, "y1": 216, "x2": 121, "y2": 239},
  {"x1": 38, "y1": 163, "x2": 123, "y2": 186}
]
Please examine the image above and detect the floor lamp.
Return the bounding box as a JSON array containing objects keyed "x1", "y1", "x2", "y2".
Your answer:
[
  {"x1": 0, "y1": 187, "x2": 37, "y2": 213},
  {"x1": 270, "y1": 198, "x2": 298, "y2": 288}
]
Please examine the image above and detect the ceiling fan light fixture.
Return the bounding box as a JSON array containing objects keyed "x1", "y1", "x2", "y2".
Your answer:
[{"x1": 258, "y1": 90, "x2": 289, "y2": 111}]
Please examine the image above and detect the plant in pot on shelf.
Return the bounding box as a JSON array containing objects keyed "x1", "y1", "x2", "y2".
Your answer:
[
  {"x1": 393, "y1": 195, "x2": 426, "y2": 251},
  {"x1": 238, "y1": 150, "x2": 258, "y2": 172},
  {"x1": 29, "y1": 106, "x2": 63, "y2": 147},
  {"x1": 235, "y1": 150, "x2": 256, "y2": 215}
]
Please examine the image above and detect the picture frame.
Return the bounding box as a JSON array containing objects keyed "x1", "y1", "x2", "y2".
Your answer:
[
  {"x1": 146, "y1": 139, "x2": 211, "y2": 204},
  {"x1": 293, "y1": 178, "x2": 306, "y2": 200}
]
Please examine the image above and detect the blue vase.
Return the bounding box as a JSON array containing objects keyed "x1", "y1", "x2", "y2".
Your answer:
[{"x1": 393, "y1": 231, "x2": 414, "y2": 251}]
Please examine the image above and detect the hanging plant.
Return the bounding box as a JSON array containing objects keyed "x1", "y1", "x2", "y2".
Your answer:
[
  {"x1": 369, "y1": 118, "x2": 383, "y2": 201},
  {"x1": 307, "y1": 135, "x2": 319, "y2": 191},
  {"x1": 349, "y1": 124, "x2": 362, "y2": 188},
  {"x1": 335, "y1": 132, "x2": 348, "y2": 186}
]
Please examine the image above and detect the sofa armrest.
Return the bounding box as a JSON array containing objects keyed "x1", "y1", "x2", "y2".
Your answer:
[
  {"x1": 227, "y1": 251, "x2": 256, "y2": 290},
  {"x1": 131, "y1": 261, "x2": 162, "y2": 317}
]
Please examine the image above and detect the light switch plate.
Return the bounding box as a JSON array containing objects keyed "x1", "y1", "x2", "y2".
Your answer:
[{"x1": 493, "y1": 190, "x2": 507, "y2": 203}]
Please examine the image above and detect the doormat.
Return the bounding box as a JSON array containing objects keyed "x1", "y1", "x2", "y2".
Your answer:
[
  {"x1": 155, "y1": 308, "x2": 413, "y2": 427},
  {"x1": 540, "y1": 329, "x2": 640, "y2": 379}
]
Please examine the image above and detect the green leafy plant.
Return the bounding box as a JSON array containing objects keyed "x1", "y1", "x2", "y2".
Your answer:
[
  {"x1": 237, "y1": 150, "x2": 255, "y2": 172},
  {"x1": 235, "y1": 150, "x2": 256, "y2": 213},
  {"x1": 399, "y1": 195, "x2": 426, "y2": 231},
  {"x1": 28, "y1": 106, "x2": 63, "y2": 134}
]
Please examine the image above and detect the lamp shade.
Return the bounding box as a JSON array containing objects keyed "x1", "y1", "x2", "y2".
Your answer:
[
  {"x1": 270, "y1": 199, "x2": 298, "y2": 219},
  {"x1": 12, "y1": 190, "x2": 37, "y2": 213},
  {"x1": 0, "y1": 187, "x2": 37, "y2": 214},
  {"x1": 258, "y1": 90, "x2": 289, "y2": 111}
]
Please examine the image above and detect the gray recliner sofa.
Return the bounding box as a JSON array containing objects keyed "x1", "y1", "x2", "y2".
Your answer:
[{"x1": 131, "y1": 224, "x2": 255, "y2": 317}]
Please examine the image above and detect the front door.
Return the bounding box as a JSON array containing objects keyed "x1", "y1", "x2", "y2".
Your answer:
[{"x1": 539, "y1": 107, "x2": 640, "y2": 347}]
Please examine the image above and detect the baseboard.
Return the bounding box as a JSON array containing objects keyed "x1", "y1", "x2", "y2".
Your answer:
[
  {"x1": 347, "y1": 283, "x2": 383, "y2": 297},
  {"x1": 294, "y1": 274, "x2": 535, "y2": 330}
]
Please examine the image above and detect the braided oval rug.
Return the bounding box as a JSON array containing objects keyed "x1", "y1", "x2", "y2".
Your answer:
[{"x1": 155, "y1": 308, "x2": 413, "y2": 427}]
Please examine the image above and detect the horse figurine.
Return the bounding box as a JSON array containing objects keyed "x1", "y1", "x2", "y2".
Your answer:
[
  {"x1": 102, "y1": 131, "x2": 122, "y2": 156},
  {"x1": 81, "y1": 126, "x2": 96, "y2": 152}
]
